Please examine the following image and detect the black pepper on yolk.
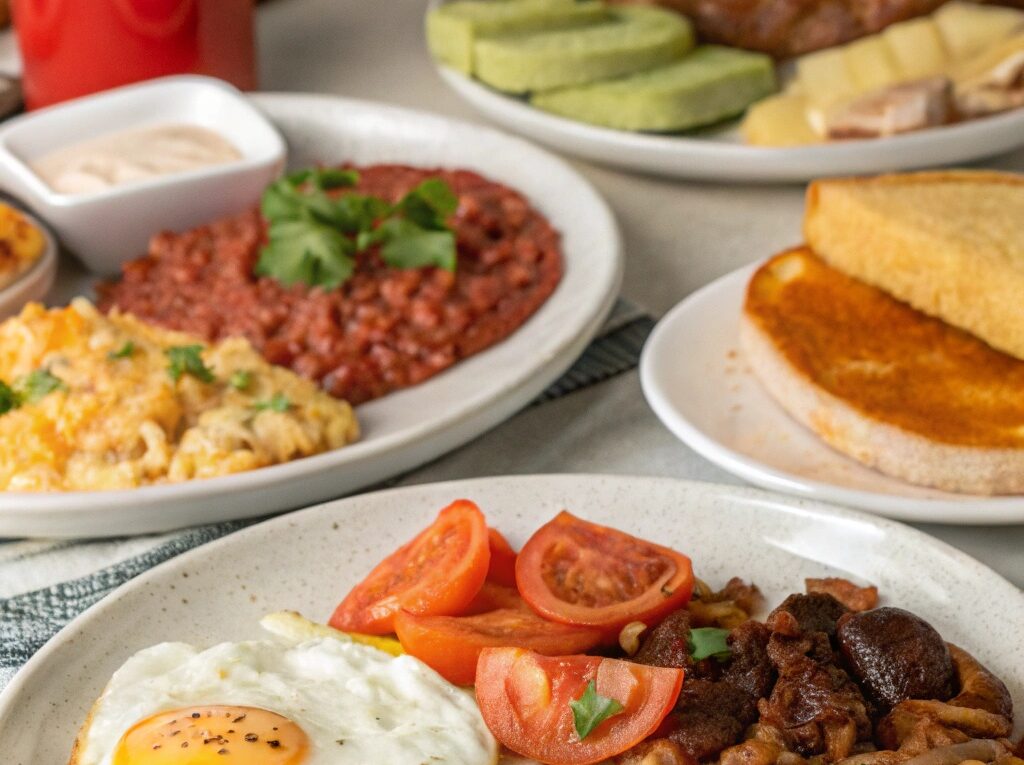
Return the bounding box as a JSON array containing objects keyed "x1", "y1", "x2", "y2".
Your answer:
[{"x1": 112, "y1": 705, "x2": 310, "y2": 764}]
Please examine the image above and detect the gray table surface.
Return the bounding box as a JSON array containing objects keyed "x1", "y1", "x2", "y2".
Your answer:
[{"x1": 249, "y1": 0, "x2": 1024, "y2": 588}]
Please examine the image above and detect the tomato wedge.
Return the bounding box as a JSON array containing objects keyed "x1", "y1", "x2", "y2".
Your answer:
[
  {"x1": 465, "y1": 580, "x2": 530, "y2": 615},
  {"x1": 395, "y1": 596, "x2": 602, "y2": 685},
  {"x1": 516, "y1": 511, "x2": 694, "y2": 631},
  {"x1": 476, "y1": 648, "x2": 683, "y2": 765},
  {"x1": 487, "y1": 528, "x2": 519, "y2": 587},
  {"x1": 329, "y1": 499, "x2": 490, "y2": 634}
]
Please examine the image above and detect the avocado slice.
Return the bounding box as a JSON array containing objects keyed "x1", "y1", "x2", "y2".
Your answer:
[
  {"x1": 531, "y1": 45, "x2": 776, "y2": 132},
  {"x1": 473, "y1": 5, "x2": 694, "y2": 94},
  {"x1": 426, "y1": 0, "x2": 609, "y2": 74}
]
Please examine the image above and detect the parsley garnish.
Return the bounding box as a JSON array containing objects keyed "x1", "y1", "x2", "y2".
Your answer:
[
  {"x1": 165, "y1": 345, "x2": 215, "y2": 383},
  {"x1": 0, "y1": 380, "x2": 18, "y2": 414},
  {"x1": 229, "y1": 370, "x2": 253, "y2": 391},
  {"x1": 108, "y1": 341, "x2": 135, "y2": 360},
  {"x1": 255, "y1": 168, "x2": 458, "y2": 289},
  {"x1": 689, "y1": 627, "x2": 731, "y2": 662},
  {"x1": 0, "y1": 369, "x2": 68, "y2": 415},
  {"x1": 569, "y1": 681, "x2": 624, "y2": 742},
  {"x1": 253, "y1": 392, "x2": 290, "y2": 412},
  {"x1": 16, "y1": 369, "x2": 67, "y2": 403}
]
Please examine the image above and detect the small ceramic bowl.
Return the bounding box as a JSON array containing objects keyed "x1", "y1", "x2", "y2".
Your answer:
[
  {"x1": 0, "y1": 76, "x2": 286, "y2": 275},
  {"x1": 0, "y1": 205, "x2": 58, "y2": 319}
]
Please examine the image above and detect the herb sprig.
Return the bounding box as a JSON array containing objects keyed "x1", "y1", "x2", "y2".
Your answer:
[
  {"x1": 0, "y1": 368, "x2": 68, "y2": 416},
  {"x1": 569, "y1": 681, "x2": 624, "y2": 742},
  {"x1": 689, "y1": 627, "x2": 732, "y2": 662},
  {"x1": 165, "y1": 345, "x2": 215, "y2": 383},
  {"x1": 255, "y1": 168, "x2": 458, "y2": 290}
]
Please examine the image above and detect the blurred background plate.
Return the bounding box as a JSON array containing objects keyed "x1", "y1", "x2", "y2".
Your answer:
[
  {"x1": 437, "y1": 65, "x2": 1024, "y2": 184},
  {"x1": 0, "y1": 93, "x2": 622, "y2": 538}
]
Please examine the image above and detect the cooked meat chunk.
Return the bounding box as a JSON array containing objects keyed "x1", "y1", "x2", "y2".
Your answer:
[
  {"x1": 762, "y1": 602, "x2": 870, "y2": 761},
  {"x1": 635, "y1": 609, "x2": 697, "y2": 672},
  {"x1": 613, "y1": 0, "x2": 946, "y2": 58},
  {"x1": 666, "y1": 679, "x2": 760, "y2": 761},
  {"x1": 836, "y1": 608, "x2": 955, "y2": 711},
  {"x1": 946, "y1": 644, "x2": 1013, "y2": 720},
  {"x1": 805, "y1": 578, "x2": 878, "y2": 612},
  {"x1": 767, "y1": 593, "x2": 849, "y2": 638},
  {"x1": 723, "y1": 620, "x2": 775, "y2": 700}
]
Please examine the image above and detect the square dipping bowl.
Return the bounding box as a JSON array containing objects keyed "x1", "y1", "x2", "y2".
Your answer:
[{"x1": 0, "y1": 76, "x2": 286, "y2": 275}]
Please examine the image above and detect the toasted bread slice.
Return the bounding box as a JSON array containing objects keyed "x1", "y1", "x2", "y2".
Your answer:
[
  {"x1": 804, "y1": 170, "x2": 1024, "y2": 361},
  {"x1": 741, "y1": 247, "x2": 1024, "y2": 494}
]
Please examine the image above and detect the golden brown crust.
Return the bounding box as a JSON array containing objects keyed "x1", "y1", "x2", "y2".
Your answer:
[
  {"x1": 744, "y1": 248, "x2": 1024, "y2": 449},
  {"x1": 804, "y1": 170, "x2": 1024, "y2": 363}
]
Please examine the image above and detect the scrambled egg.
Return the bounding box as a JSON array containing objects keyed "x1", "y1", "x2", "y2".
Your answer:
[
  {"x1": 0, "y1": 202, "x2": 46, "y2": 290},
  {"x1": 0, "y1": 299, "x2": 359, "y2": 491}
]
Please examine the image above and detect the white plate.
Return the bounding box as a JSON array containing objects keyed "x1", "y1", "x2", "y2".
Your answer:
[
  {"x1": 437, "y1": 66, "x2": 1024, "y2": 183},
  {"x1": 1, "y1": 474, "x2": 1021, "y2": 764},
  {"x1": 640, "y1": 264, "x2": 1024, "y2": 524},
  {"x1": 0, "y1": 93, "x2": 622, "y2": 538}
]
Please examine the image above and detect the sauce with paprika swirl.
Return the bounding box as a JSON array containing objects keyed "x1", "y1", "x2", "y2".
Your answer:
[{"x1": 97, "y1": 165, "x2": 563, "y2": 405}]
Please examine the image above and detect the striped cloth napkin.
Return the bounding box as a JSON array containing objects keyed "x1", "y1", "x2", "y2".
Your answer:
[{"x1": 0, "y1": 299, "x2": 654, "y2": 690}]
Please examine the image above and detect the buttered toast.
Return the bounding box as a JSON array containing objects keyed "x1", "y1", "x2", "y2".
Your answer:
[
  {"x1": 741, "y1": 247, "x2": 1024, "y2": 495},
  {"x1": 804, "y1": 170, "x2": 1024, "y2": 361}
]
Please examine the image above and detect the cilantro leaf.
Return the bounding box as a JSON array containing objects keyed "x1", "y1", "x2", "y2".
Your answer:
[
  {"x1": 253, "y1": 392, "x2": 291, "y2": 412},
  {"x1": 16, "y1": 369, "x2": 67, "y2": 403},
  {"x1": 0, "y1": 379, "x2": 18, "y2": 414},
  {"x1": 569, "y1": 681, "x2": 624, "y2": 742},
  {"x1": 256, "y1": 220, "x2": 355, "y2": 290},
  {"x1": 108, "y1": 341, "x2": 135, "y2": 360},
  {"x1": 689, "y1": 627, "x2": 731, "y2": 662},
  {"x1": 396, "y1": 178, "x2": 459, "y2": 230},
  {"x1": 165, "y1": 345, "x2": 215, "y2": 383},
  {"x1": 380, "y1": 223, "x2": 457, "y2": 272},
  {"x1": 229, "y1": 370, "x2": 252, "y2": 391},
  {"x1": 256, "y1": 167, "x2": 459, "y2": 289}
]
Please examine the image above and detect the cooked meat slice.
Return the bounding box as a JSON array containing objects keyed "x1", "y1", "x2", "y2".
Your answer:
[
  {"x1": 635, "y1": 609, "x2": 697, "y2": 672},
  {"x1": 825, "y1": 78, "x2": 952, "y2": 139},
  {"x1": 805, "y1": 578, "x2": 879, "y2": 613},
  {"x1": 723, "y1": 620, "x2": 775, "y2": 700},
  {"x1": 767, "y1": 593, "x2": 849, "y2": 638},
  {"x1": 612, "y1": 0, "x2": 946, "y2": 58},
  {"x1": 836, "y1": 608, "x2": 955, "y2": 710},
  {"x1": 615, "y1": 738, "x2": 690, "y2": 765},
  {"x1": 665, "y1": 679, "x2": 760, "y2": 761}
]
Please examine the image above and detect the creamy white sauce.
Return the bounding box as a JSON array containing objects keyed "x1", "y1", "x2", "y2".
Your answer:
[{"x1": 31, "y1": 124, "x2": 242, "y2": 196}]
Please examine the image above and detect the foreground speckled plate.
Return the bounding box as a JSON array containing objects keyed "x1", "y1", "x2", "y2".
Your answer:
[
  {"x1": 1, "y1": 474, "x2": 1021, "y2": 764},
  {"x1": 641, "y1": 264, "x2": 1024, "y2": 525},
  {"x1": 434, "y1": 65, "x2": 1024, "y2": 183},
  {"x1": 0, "y1": 93, "x2": 622, "y2": 538}
]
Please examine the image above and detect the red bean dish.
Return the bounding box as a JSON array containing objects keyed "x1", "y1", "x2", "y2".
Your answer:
[{"x1": 97, "y1": 165, "x2": 563, "y2": 405}]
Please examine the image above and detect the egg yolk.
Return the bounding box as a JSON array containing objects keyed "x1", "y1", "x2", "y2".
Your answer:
[{"x1": 112, "y1": 705, "x2": 309, "y2": 764}]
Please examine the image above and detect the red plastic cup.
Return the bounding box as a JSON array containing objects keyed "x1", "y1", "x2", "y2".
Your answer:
[{"x1": 12, "y1": 0, "x2": 257, "y2": 110}]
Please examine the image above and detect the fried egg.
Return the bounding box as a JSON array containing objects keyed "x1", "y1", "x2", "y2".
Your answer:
[{"x1": 70, "y1": 616, "x2": 498, "y2": 765}]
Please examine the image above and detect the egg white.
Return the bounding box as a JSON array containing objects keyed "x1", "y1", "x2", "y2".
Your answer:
[{"x1": 72, "y1": 630, "x2": 498, "y2": 765}]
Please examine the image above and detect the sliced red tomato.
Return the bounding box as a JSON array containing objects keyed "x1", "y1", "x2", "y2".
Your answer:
[
  {"x1": 487, "y1": 528, "x2": 518, "y2": 587},
  {"x1": 395, "y1": 605, "x2": 603, "y2": 685},
  {"x1": 329, "y1": 499, "x2": 490, "y2": 634},
  {"x1": 476, "y1": 647, "x2": 683, "y2": 765},
  {"x1": 515, "y1": 511, "x2": 694, "y2": 631},
  {"x1": 465, "y1": 580, "x2": 531, "y2": 615}
]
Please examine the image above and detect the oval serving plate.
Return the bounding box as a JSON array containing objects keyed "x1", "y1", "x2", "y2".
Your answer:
[
  {"x1": 0, "y1": 474, "x2": 1021, "y2": 763},
  {"x1": 0, "y1": 94, "x2": 622, "y2": 538},
  {"x1": 434, "y1": 63, "x2": 1024, "y2": 184},
  {"x1": 640, "y1": 264, "x2": 1024, "y2": 525}
]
